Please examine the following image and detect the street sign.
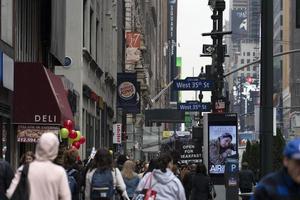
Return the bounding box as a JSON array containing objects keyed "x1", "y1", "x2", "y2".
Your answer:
[
  {"x1": 178, "y1": 101, "x2": 211, "y2": 112},
  {"x1": 173, "y1": 77, "x2": 214, "y2": 91},
  {"x1": 202, "y1": 44, "x2": 227, "y2": 55}
]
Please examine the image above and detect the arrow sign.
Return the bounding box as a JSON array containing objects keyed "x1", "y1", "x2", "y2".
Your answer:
[
  {"x1": 178, "y1": 101, "x2": 211, "y2": 112},
  {"x1": 173, "y1": 77, "x2": 214, "y2": 91},
  {"x1": 202, "y1": 44, "x2": 227, "y2": 55}
]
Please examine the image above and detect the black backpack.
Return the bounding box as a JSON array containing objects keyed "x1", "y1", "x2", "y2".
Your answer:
[{"x1": 11, "y1": 164, "x2": 30, "y2": 200}]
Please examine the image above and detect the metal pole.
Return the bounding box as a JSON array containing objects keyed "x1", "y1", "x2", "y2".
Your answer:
[{"x1": 260, "y1": 0, "x2": 273, "y2": 176}]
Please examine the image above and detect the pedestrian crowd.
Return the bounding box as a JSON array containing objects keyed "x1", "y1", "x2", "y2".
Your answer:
[
  {"x1": 0, "y1": 132, "x2": 216, "y2": 200},
  {"x1": 1, "y1": 131, "x2": 300, "y2": 200}
]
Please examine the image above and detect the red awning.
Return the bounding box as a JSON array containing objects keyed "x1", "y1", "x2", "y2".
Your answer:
[{"x1": 13, "y1": 62, "x2": 74, "y2": 126}]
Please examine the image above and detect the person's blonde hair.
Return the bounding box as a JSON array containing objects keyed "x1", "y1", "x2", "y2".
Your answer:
[{"x1": 121, "y1": 160, "x2": 136, "y2": 179}]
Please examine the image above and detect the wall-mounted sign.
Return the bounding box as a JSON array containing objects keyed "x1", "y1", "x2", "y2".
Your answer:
[
  {"x1": 113, "y1": 123, "x2": 122, "y2": 144},
  {"x1": 17, "y1": 125, "x2": 59, "y2": 143}
]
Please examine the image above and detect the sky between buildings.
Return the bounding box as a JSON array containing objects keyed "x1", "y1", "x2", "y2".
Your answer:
[{"x1": 177, "y1": 0, "x2": 230, "y2": 102}]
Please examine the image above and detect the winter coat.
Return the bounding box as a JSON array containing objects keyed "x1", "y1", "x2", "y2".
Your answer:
[
  {"x1": 85, "y1": 167, "x2": 130, "y2": 200},
  {"x1": 135, "y1": 169, "x2": 186, "y2": 200},
  {"x1": 239, "y1": 169, "x2": 256, "y2": 190},
  {"x1": 6, "y1": 133, "x2": 71, "y2": 200},
  {"x1": 0, "y1": 160, "x2": 14, "y2": 196},
  {"x1": 123, "y1": 175, "x2": 140, "y2": 198},
  {"x1": 190, "y1": 173, "x2": 210, "y2": 200}
]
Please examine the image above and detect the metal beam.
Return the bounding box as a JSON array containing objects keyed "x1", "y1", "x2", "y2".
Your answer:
[{"x1": 224, "y1": 49, "x2": 300, "y2": 77}]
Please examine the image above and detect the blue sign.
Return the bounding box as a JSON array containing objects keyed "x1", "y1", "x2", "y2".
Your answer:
[
  {"x1": 173, "y1": 77, "x2": 213, "y2": 91},
  {"x1": 178, "y1": 101, "x2": 211, "y2": 112}
]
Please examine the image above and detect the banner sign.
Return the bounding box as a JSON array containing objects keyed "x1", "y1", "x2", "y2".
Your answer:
[
  {"x1": 176, "y1": 140, "x2": 202, "y2": 164},
  {"x1": 126, "y1": 32, "x2": 141, "y2": 48},
  {"x1": 113, "y1": 123, "x2": 122, "y2": 144},
  {"x1": 168, "y1": 0, "x2": 178, "y2": 101},
  {"x1": 117, "y1": 73, "x2": 140, "y2": 113},
  {"x1": 231, "y1": 8, "x2": 247, "y2": 43}
]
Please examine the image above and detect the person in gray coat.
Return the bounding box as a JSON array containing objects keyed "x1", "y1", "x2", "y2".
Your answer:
[{"x1": 134, "y1": 153, "x2": 186, "y2": 200}]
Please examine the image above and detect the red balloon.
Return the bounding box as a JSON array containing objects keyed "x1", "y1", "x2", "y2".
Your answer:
[
  {"x1": 72, "y1": 141, "x2": 80, "y2": 149},
  {"x1": 79, "y1": 136, "x2": 86, "y2": 144},
  {"x1": 64, "y1": 120, "x2": 74, "y2": 132},
  {"x1": 69, "y1": 130, "x2": 77, "y2": 139}
]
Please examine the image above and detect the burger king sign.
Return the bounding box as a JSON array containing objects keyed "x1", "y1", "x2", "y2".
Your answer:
[{"x1": 118, "y1": 81, "x2": 136, "y2": 100}]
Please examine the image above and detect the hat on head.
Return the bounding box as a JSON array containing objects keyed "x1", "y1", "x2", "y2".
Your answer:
[
  {"x1": 283, "y1": 138, "x2": 300, "y2": 159},
  {"x1": 220, "y1": 132, "x2": 232, "y2": 140}
]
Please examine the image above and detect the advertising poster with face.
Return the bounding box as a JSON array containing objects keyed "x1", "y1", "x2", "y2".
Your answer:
[{"x1": 209, "y1": 125, "x2": 237, "y2": 174}]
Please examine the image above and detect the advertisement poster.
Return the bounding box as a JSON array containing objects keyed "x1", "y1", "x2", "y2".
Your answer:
[
  {"x1": 209, "y1": 125, "x2": 237, "y2": 174},
  {"x1": 17, "y1": 125, "x2": 59, "y2": 143},
  {"x1": 231, "y1": 8, "x2": 247, "y2": 43}
]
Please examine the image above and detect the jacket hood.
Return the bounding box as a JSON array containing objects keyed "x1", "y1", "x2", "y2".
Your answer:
[
  {"x1": 153, "y1": 168, "x2": 176, "y2": 184},
  {"x1": 35, "y1": 132, "x2": 59, "y2": 161}
]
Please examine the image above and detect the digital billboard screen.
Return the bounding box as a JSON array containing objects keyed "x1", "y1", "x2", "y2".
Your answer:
[{"x1": 208, "y1": 125, "x2": 237, "y2": 174}]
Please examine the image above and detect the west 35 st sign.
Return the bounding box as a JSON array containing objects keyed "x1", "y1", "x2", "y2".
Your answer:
[
  {"x1": 178, "y1": 101, "x2": 211, "y2": 112},
  {"x1": 173, "y1": 77, "x2": 213, "y2": 91}
]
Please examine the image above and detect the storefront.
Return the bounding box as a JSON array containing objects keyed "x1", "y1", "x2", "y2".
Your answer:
[{"x1": 13, "y1": 63, "x2": 74, "y2": 163}]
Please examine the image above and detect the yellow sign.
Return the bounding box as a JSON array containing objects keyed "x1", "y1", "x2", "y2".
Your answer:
[{"x1": 163, "y1": 131, "x2": 173, "y2": 138}]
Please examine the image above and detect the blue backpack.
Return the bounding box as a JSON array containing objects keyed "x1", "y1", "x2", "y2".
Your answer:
[
  {"x1": 67, "y1": 169, "x2": 78, "y2": 195},
  {"x1": 91, "y1": 169, "x2": 114, "y2": 200}
]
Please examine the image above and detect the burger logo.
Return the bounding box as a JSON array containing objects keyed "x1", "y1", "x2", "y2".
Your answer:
[{"x1": 118, "y1": 81, "x2": 136, "y2": 100}]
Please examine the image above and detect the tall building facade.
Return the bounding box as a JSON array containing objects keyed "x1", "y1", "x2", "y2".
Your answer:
[{"x1": 123, "y1": 0, "x2": 170, "y2": 160}]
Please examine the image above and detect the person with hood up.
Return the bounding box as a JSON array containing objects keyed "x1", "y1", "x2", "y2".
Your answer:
[
  {"x1": 134, "y1": 153, "x2": 186, "y2": 200},
  {"x1": 6, "y1": 132, "x2": 71, "y2": 200}
]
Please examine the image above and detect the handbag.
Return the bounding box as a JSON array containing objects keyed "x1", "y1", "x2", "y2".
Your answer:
[
  {"x1": 11, "y1": 164, "x2": 30, "y2": 200},
  {"x1": 133, "y1": 173, "x2": 157, "y2": 200},
  {"x1": 208, "y1": 179, "x2": 216, "y2": 200}
]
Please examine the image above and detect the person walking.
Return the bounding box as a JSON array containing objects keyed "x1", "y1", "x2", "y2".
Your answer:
[
  {"x1": 121, "y1": 160, "x2": 140, "y2": 199},
  {"x1": 84, "y1": 148, "x2": 130, "y2": 200},
  {"x1": 19, "y1": 151, "x2": 35, "y2": 166},
  {"x1": 252, "y1": 138, "x2": 300, "y2": 200},
  {"x1": 189, "y1": 163, "x2": 212, "y2": 200},
  {"x1": 6, "y1": 132, "x2": 71, "y2": 200},
  {"x1": 63, "y1": 148, "x2": 82, "y2": 200},
  {"x1": 134, "y1": 153, "x2": 186, "y2": 200},
  {"x1": 239, "y1": 162, "x2": 256, "y2": 200}
]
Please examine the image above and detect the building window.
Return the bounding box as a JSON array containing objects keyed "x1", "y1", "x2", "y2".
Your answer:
[
  {"x1": 247, "y1": 52, "x2": 250, "y2": 56},
  {"x1": 253, "y1": 66, "x2": 257, "y2": 71},
  {"x1": 241, "y1": 59, "x2": 245, "y2": 64},
  {"x1": 247, "y1": 59, "x2": 250, "y2": 63},
  {"x1": 253, "y1": 52, "x2": 255, "y2": 56},
  {"x1": 243, "y1": 52, "x2": 245, "y2": 56},
  {"x1": 1, "y1": 0, "x2": 13, "y2": 46},
  {"x1": 83, "y1": 0, "x2": 87, "y2": 47},
  {"x1": 90, "y1": 9, "x2": 94, "y2": 53},
  {"x1": 247, "y1": 66, "x2": 250, "y2": 71}
]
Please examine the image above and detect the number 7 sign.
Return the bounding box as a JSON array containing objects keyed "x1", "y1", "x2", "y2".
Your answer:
[{"x1": 126, "y1": 32, "x2": 141, "y2": 48}]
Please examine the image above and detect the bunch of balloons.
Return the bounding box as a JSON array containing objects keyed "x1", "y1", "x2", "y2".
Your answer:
[{"x1": 59, "y1": 120, "x2": 86, "y2": 149}]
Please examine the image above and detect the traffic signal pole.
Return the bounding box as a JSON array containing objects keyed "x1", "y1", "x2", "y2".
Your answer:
[{"x1": 260, "y1": 0, "x2": 273, "y2": 177}]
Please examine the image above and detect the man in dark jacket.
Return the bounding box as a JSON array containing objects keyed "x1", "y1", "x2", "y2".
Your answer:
[
  {"x1": 0, "y1": 159, "x2": 14, "y2": 199},
  {"x1": 252, "y1": 138, "x2": 300, "y2": 200},
  {"x1": 239, "y1": 162, "x2": 256, "y2": 200}
]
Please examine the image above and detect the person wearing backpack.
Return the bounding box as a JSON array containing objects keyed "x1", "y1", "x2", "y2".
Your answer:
[
  {"x1": 85, "y1": 148, "x2": 130, "y2": 200},
  {"x1": 63, "y1": 148, "x2": 82, "y2": 200},
  {"x1": 121, "y1": 160, "x2": 140, "y2": 199},
  {"x1": 134, "y1": 153, "x2": 186, "y2": 200}
]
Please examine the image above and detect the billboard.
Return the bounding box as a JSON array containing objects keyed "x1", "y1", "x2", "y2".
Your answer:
[
  {"x1": 207, "y1": 113, "x2": 238, "y2": 180},
  {"x1": 231, "y1": 8, "x2": 247, "y2": 43}
]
